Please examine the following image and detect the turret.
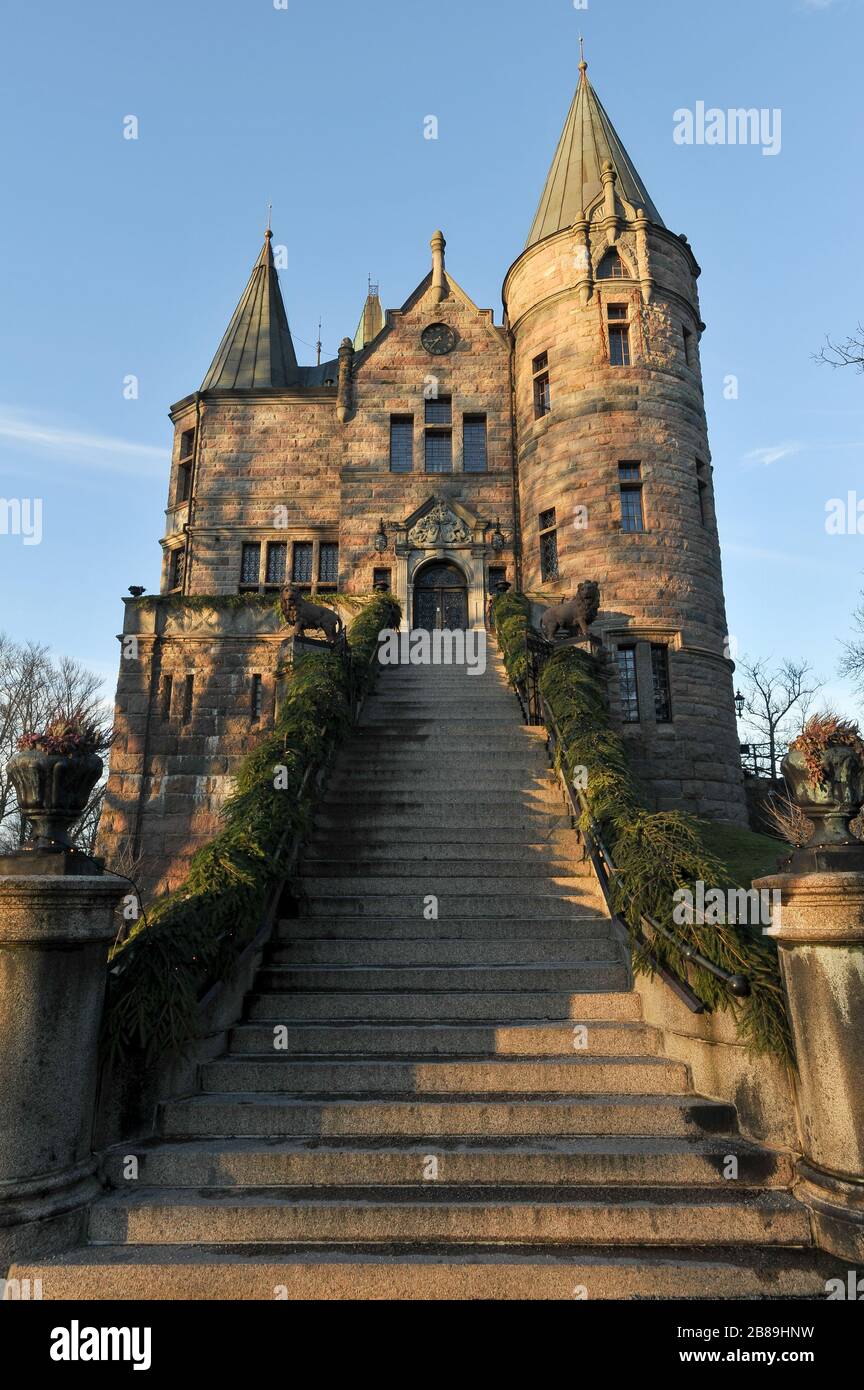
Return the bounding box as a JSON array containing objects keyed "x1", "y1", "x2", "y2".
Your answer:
[{"x1": 504, "y1": 55, "x2": 746, "y2": 824}]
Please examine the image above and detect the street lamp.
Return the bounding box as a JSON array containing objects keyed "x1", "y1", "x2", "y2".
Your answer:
[
  {"x1": 491, "y1": 518, "x2": 506, "y2": 553},
  {"x1": 374, "y1": 519, "x2": 388, "y2": 554},
  {"x1": 734, "y1": 689, "x2": 746, "y2": 719}
]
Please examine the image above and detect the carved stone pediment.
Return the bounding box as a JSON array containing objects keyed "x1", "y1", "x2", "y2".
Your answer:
[{"x1": 408, "y1": 502, "x2": 472, "y2": 548}]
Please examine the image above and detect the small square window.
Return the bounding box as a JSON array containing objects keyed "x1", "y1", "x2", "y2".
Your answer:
[
  {"x1": 532, "y1": 352, "x2": 549, "y2": 374},
  {"x1": 539, "y1": 507, "x2": 557, "y2": 533},
  {"x1": 179, "y1": 428, "x2": 196, "y2": 460},
  {"x1": 373, "y1": 568, "x2": 392, "y2": 592},
  {"x1": 425, "y1": 395, "x2": 452, "y2": 425},
  {"x1": 607, "y1": 304, "x2": 629, "y2": 320}
]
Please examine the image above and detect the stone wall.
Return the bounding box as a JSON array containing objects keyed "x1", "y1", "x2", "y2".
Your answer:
[{"x1": 96, "y1": 597, "x2": 294, "y2": 899}]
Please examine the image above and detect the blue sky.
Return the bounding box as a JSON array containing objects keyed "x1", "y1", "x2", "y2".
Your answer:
[{"x1": 1, "y1": 0, "x2": 862, "y2": 719}]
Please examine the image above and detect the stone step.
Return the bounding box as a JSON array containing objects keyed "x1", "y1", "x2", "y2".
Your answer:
[
  {"x1": 275, "y1": 915, "x2": 613, "y2": 941},
  {"x1": 312, "y1": 812, "x2": 571, "y2": 833},
  {"x1": 228, "y1": 1020, "x2": 656, "y2": 1056},
  {"x1": 337, "y1": 743, "x2": 545, "y2": 762},
  {"x1": 159, "y1": 1093, "x2": 736, "y2": 1139},
  {"x1": 304, "y1": 896, "x2": 603, "y2": 920},
  {"x1": 245, "y1": 988, "x2": 633, "y2": 1022},
  {"x1": 267, "y1": 937, "x2": 617, "y2": 966},
  {"x1": 299, "y1": 861, "x2": 581, "y2": 881},
  {"x1": 252, "y1": 964, "x2": 627, "y2": 994},
  {"x1": 10, "y1": 1245, "x2": 838, "y2": 1301},
  {"x1": 355, "y1": 718, "x2": 533, "y2": 731},
  {"x1": 199, "y1": 1057, "x2": 690, "y2": 1097},
  {"x1": 347, "y1": 734, "x2": 548, "y2": 750},
  {"x1": 326, "y1": 772, "x2": 555, "y2": 791},
  {"x1": 86, "y1": 1188, "x2": 810, "y2": 1248},
  {"x1": 303, "y1": 837, "x2": 577, "y2": 859},
  {"x1": 100, "y1": 1136, "x2": 793, "y2": 1190}
]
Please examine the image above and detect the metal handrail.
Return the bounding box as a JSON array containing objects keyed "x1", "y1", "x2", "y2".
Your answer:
[{"x1": 495, "y1": 628, "x2": 751, "y2": 1012}]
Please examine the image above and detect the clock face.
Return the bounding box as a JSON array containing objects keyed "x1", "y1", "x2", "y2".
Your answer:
[{"x1": 421, "y1": 322, "x2": 457, "y2": 356}]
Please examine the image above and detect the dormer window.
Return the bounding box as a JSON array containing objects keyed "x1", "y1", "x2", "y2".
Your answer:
[{"x1": 598, "y1": 249, "x2": 626, "y2": 280}]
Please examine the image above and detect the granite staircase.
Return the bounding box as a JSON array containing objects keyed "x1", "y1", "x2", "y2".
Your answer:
[{"x1": 19, "y1": 643, "x2": 831, "y2": 1299}]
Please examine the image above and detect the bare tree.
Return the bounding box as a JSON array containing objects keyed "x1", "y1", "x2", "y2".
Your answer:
[
  {"x1": 840, "y1": 591, "x2": 864, "y2": 697},
  {"x1": 0, "y1": 634, "x2": 107, "y2": 851},
  {"x1": 815, "y1": 326, "x2": 864, "y2": 374},
  {"x1": 739, "y1": 658, "x2": 824, "y2": 781}
]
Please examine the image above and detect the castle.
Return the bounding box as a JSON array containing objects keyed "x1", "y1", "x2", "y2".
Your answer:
[{"x1": 98, "y1": 57, "x2": 747, "y2": 896}]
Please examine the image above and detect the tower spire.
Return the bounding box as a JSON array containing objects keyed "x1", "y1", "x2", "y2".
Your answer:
[
  {"x1": 201, "y1": 227, "x2": 299, "y2": 390},
  {"x1": 526, "y1": 60, "x2": 664, "y2": 249}
]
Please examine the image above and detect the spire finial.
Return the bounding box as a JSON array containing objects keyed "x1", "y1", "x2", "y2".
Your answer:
[
  {"x1": 266, "y1": 201, "x2": 272, "y2": 233},
  {"x1": 579, "y1": 35, "x2": 588, "y2": 76}
]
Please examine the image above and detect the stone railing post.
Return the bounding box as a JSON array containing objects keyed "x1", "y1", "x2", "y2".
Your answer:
[
  {"x1": 755, "y1": 738, "x2": 864, "y2": 1261},
  {"x1": 0, "y1": 870, "x2": 126, "y2": 1263}
]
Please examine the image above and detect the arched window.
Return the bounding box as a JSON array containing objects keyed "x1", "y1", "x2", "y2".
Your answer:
[{"x1": 597, "y1": 249, "x2": 628, "y2": 280}]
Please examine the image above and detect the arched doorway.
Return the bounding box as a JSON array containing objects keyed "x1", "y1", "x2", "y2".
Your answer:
[{"x1": 413, "y1": 561, "x2": 469, "y2": 631}]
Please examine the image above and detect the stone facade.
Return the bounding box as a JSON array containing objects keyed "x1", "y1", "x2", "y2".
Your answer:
[{"x1": 98, "y1": 62, "x2": 747, "y2": 896}]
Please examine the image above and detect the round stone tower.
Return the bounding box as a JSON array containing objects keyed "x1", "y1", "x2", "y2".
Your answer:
[{"x1": 504, "y1": 58, "x2": 746, "y2": 824}]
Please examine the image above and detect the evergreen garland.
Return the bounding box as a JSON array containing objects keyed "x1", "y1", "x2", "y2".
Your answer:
[
  {"x1": 103, "y1": 593, "x2": 400, "y2": 1062},
  {"x1": 492, "y1": 593, "x2": 792, "y2": 1062}
]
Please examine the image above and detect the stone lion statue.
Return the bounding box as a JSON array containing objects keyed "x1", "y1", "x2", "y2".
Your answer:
[
  {"x1": 540, "y1": 581, "x2": 601, "y2": 643},
  {"x1": 280, "y1": 584, "x2": 344, "y2": 645}
]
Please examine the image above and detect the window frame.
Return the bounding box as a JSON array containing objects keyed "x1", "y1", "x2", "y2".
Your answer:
[
  {"x1": 616, "y1": 645, "x2": 641, "y2": 724},
  {"x1": 462, "y1": 413, "x2": 488, "y2": 474},
  {"x1": 389, "y1": 415, "x2": 414, "y2": 474},
  {"x1": 532, "y1": 351, "x2": 551, "y2": 420},
  {"x1": 539, "y1": 507, "x2": 560, "y2": 583},
  {"x1": 618, "y1": 463, "x2": 645, "y2": 534},
  {"x1": 607, "y1": 303, "x2": 632, "y2": 367},
  {"x1": 651, "y1": 644, "x2": 673, "y2": 724}
]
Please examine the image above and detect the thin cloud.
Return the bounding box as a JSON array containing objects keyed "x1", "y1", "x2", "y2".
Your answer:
[
  {"x1": 742, "y1": 442, "x2": 805, "y2": 467},
  {"x1": 0, "y1": 407, "x2": 168, "y2": 476}
]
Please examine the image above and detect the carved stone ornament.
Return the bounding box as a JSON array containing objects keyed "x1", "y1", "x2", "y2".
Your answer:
[{"x1": 408, "y1": 503, "x2": 471, "y2": 548}]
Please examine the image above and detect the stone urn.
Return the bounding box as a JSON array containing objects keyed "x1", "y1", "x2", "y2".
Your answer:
[
  {"x1": 782, "y1": 741, "x2": 864, "y2": 849},
  {"x1": 7, "y1": 749, "x2": 103, "y2": 849}
]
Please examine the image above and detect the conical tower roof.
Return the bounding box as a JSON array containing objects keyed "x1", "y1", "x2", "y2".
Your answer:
[
  {"x1": 526, "y1": 59, "x2": 664, "y2": 249},
  {"x1": 201, "y1": 229, "x2": 300, "y2": 390}
]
